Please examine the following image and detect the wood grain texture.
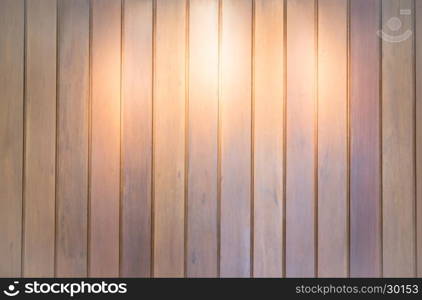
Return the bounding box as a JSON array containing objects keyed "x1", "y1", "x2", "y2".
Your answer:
[
  {"x1": 220, "y1": 0, "x2": 252, "y2": 278},
  {"x1": 90, "y1": 0, "x2": 121, "y2": 277},
  {"x1": 350, "y1": 0, "x2": 381, "y2": 278},
  {"x1": 253, "y1": 0, "x2": 284, "y2": 278},
  {"x1": 317, "y1": 0, "x2": 348, "y2": 278},
  {"x1": 187, "y1": 0, "x2": 218, "y2": 277},
  {"x1": 2, "y1": 0, "x2": 422, "y2": 279},
  {"x1": 382, "y1": 0, "x2": 415, "y2": 277},
  {"x1": 417, "y1": 0, "x2": 422, "y2": 278},
  {"x1": 0, "y1": 0, "x2": 24, "y2": 277},
  {"x1": 121, "y1": 0, "x2": 153, "y2": 278},
  {"x1": 56, "y1": 0, "x2": 89, "y2": 277},
  {"x1": 285, "y1": 0, "x2": 316, "y2": 278},
  {"x1": 23, "y1": 0, "x2": 57, "y2": 277},
  {"x1": 154, "y1": 0, "x2": 186, "y2": 277}
]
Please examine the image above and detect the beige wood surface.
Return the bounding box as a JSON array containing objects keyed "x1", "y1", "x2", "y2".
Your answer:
[
  {"x1": 317, "y1": 0, "x2": 348, "y2": 278},
  {"x1": 0, "y1": 0, "x2": 421, "y2": 278},
  {"x1": 253, "y1": 0, "x2": 284, "y2": 278},
  {"x1": 220, "y1": 0, "x2": 252, "y2": 278},
  {"x1": 382, "y1": 0, "x2": 415, "y2": 277},
  {"x1": 187, "y1": 0, "x2": 219, "y2": 277},
  {"x1": 153, "y1": 0, "x2": 187, "y2": 277},
  {"x1": 56, "y1": 0, "x2": 89, "y2": 277},
  {"x1": 23, "y1": 0, "x2": 57, "y2": 277},
  {"x1": 349, "y1": 0, "x2": 382, "y2": 277},
  {"x1": 0, "y1": 0, "x2": 24, "y2": 277},
  {"x1": 121, "y1": 0, "x2": 153, "y2": 278},
  {"x1": 90, "y1": 0, "x2": 121, "y2": 277},
  {"x1": 285, "y1": 0, "x2": 316, "y2": 278}
]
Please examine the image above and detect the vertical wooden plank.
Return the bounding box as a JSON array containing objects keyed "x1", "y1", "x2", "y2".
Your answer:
[
  {"x1": 56, "y1": 0, "x2": 89, "y2": 277},
  {"x1": 317, "y1": 0, "x2": 348, "y2": 277},
  {"x1": 350, "y1": 0, "x2": 381, "y2": 277},
  {"x1": 24, "y1": 0, "x2": 57, "y2": 277},
  {"x1": 154, "y1": 0, "x2": 186, "y2": 277},
  {"x1": 187, "y1": 0, "x2": 218, "y2": 277},
  {"x1": 417, "y1": 0, "x2": 422, "y2": 278},
  {"x1": 220, "y1": 0, "x2": 252, "y2": 278},
  {"x1": 0, "y1": 0, "x2": 24, "y2": 277},
  {"x1": 253, "y1": 0, "x2": 284, "y2": 278},
  {"x1": 382, "y1": 0, "x2": 415, "y2": 277},
  {"x1": 90, "y1": 0, "x2": 121, "y2": 277},
  {"x1": 121, "y1": 0, "x2": 153, "y2": 278},
  {"x1": 285, "y1": 0, "x2": 316, "y2": 277}
]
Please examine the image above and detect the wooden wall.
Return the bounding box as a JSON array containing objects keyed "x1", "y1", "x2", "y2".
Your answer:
[{"x1": 0, "y1": 0, "x2": 421, "y2": 278}]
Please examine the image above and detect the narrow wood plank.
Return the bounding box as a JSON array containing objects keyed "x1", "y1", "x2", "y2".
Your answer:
[
  {"x1": 220, "y1": 0, "x2": 252, "y2": 278},
  {"x1": 56, "y1": 0, "x2": 89, "y2": 277},
  {"x1": 285, "y1": 0, "x2": 316, "y2": 277},
  {"x1": 154, "y1": 0, "x2": 186, "y2": 277},
  {"x1": 24, "y1": 0, "x2": 57, "y2": 277},
  {"x1": 253, "y1": 0, "x2": 284, "y2": 278},
  {"x1": 317, "y1": 0, "x2": 348, "y2": 278},
  {"x1": 417, "y1": 0, "x2": 422, "y2": 278},
  {"x1": 0, "y1": 0, "x2": 24, "y2": 277},
  {"x1": 187, "y1": 0, "x2": 218, "y2": 277},
  {"x1": 382, "y1": 0, "x2": 415, "y2": 277},
  {"x1": 90, "y1": 0, "x2": 121, "y2": 277},
  {"x1": 121, "y1": 0, "x2": 153, "y2": 278},
  {"x1": 350, "y1": 0, "x2": 381, "y2": 277}
]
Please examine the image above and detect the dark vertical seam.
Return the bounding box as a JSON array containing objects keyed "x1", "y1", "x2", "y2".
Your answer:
[
  {"x1": 282, "y1": 0, "x2": 287, "y2": 278},
  {"x1": 87, "y1": 0, "x2": 93, "y2": 278},
  {"x1": 119, "y1": 0, "x2": 124, "y2": 278},
  {"x1": 150, "y1": 0, "x2": 157, "y2": 278},
  {"x1": 84, "y1": 0, "x2": 90, "y2": 278},
  {"x1": 21, "y1": 0, "x2": 27, "y2": 278},
  {"x1": 184, "y1": 0, "x2": 190, "y2": 278},
  {"x1": 379, "y1": 0, "x2": 384, "y2": 278},
  {"x1": 346, "y1": 0, "x2": 351, "y2": 279},
  {"x1": 54, "y1": 0, "x2": 60, "y2": 277},
  {"x1": 250, "y1": 0, "x2": 255, "y2": 279},
  {"x1": 314, "y1": 0, "x2": 319, "y2": 278},
  {"x1": 217, "y1": 0, "x2": 222, "y2": 278}
]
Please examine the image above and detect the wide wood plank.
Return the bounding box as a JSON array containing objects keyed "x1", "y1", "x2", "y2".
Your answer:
[
  {"x1": 417, "y1": 0, "x2": 422, "y2": 278},
  {"x1": 253, "y1": 0, "x2": 284, "y2": 278},
  {"x1": 56, "y1": 0, "x2": 89, "y2": 277},
  {"x1": 317, "y1": 0, "x2": 348, "y2": 277},
  {"x1": 382, "y1": 0, "x2": 415, "y2": 277},
  {"x1": 220, "y1": 0, "x2": 252, "y2": 278},
  {"x1": 154, "y1": 0, "x2": 186, "y2": 277},
  {"x1": 121, "y1": 0, "x2": 153, "y2": 278},
  {"x1": 90, "y1": 0, "x2": 121, "y2": 277},
  {"x1": 350, "y1": 0, "x2": 381, "y2": 277},
  {"x1": 23, "y1": 0, "x2": 57, "y2": 277},
  {"x1": 0, "y1": 0, "x2": 24, "y2": 277},
  {"x1": 285, "y1": 0, "x2": 316, "y2": 277},
  {"x1": 187, "y1": 0, "x2": 218, "y2": 277}
]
